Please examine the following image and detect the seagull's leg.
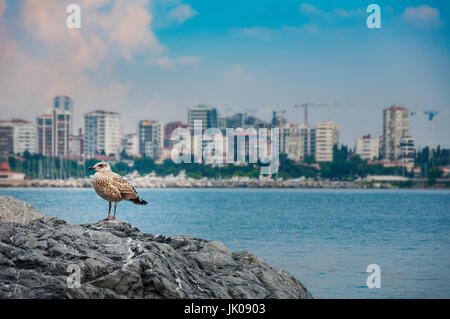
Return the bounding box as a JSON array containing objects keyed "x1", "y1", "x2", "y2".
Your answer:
[
  {"x1": 113, "y1": 202, "x2": 117, "y2": 220},
  {"x1": 104, "y1": 201, "x2": 112, "y2": 221}
]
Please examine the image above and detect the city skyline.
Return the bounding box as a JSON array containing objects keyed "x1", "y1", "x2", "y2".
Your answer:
[
  {"x1": 0, "y1": 98, "x2": 438, "y2": 158},
  {"x1": 0, "y1": 0, "x2": 449, "y2": 148}
]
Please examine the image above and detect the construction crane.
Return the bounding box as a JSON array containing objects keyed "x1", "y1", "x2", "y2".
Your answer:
[
  {"x1": 411, "y1": 110, "x2": 439, "y2": 162},
  {"x1": 294, "y1": 103, "x2": 313, "y2": 125}
]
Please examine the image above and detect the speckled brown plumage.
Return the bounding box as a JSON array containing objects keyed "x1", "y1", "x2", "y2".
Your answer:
[
  {"x1": 88, "y1": 162, "x2": 148, "y2": 220},
  {"x1": 93, "y1": 172, "x2": 138, "y2": 202}
]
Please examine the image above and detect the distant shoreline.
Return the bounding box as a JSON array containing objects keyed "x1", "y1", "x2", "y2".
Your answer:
[{"x1": 0, "y1": 177, "x2": 448, "y2": 189}]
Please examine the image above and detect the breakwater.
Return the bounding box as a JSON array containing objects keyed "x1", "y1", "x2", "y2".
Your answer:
[{"x1": 0, "y1": 173, "x2": 372, "y2": 188}]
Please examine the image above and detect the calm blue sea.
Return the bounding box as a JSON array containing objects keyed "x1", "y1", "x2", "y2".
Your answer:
[{"x1": 0, "y1": 187, "x2": 449, "y2": 299}]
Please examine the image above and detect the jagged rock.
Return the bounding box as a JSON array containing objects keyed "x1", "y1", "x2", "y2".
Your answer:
[
  {"x1": 0, "y1": 196, "x2": 45, "y2": 224},
  {"x1": 0, "y1": 197, "x2": 312, "y2": 299}
]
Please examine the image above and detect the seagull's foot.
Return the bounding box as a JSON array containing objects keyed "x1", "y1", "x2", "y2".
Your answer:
[{"x1": 103, "y1": 216, "x2": 115, "y2": 221}]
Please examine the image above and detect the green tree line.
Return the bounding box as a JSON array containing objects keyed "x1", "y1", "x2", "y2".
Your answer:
[{"x1": 4, "y1": 145, "x2": 448, "y2": 181}]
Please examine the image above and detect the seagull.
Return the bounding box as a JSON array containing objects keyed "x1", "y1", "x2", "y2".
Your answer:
[{"x1": 88, "y1": 162, "x2": 148, "y2": 220}]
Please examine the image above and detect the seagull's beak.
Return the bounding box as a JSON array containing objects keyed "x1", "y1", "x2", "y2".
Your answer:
[{"x1": 88, "y1": 166, "x2": 94, "y2": 171}]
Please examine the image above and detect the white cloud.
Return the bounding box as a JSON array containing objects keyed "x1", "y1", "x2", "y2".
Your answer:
[
  {"x1": 299, "y1": 3, "x2": 321, "y2": 16},
  {"x1": 0, "y1": 0, "x2": 7, "y2": 16},
  {"x1": 18, "y1": 0, "x2": 163, "y2": 68},
  {"x1": 333, "y1": 8, "x2": 364, "y2": 18},
  {"x1": 107, "y1": 0, "x2": 164, "y2": 60},
  {"x1": 168, "y1": 4, "x2": 198, "y2": 24},
  {"x1": 234, "y1": 27, "x2": 277, "y2": 40},
  {"x1": 404, "y1": 5, "x2": 443, "y2": 29},
  {"x1": 147, "y1": 55, "x2": 202, "y2": 69},
  {"x1": 79, "y1": 0, "x2": 111, "y2": 10},
  {"x1": 299, "y1": 3, "x2": 364, "y2": 22},
  {"x1": 0, "y1": 0, "x2": 197, "y2": 131},
  {"x1": 147, "y1": 56, "x2": 174, "y2": 69}
]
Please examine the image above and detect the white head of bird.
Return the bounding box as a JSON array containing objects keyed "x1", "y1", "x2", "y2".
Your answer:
[{"x1": 88, "y1": 162, "x2": 111, "y2": 173}]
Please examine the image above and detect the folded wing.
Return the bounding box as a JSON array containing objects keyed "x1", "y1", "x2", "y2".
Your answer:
[{"x1": 111, "y1": 174, "x2": 139, "y2": 201}]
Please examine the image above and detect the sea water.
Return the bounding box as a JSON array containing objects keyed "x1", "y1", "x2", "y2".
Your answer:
[{"x1": 1, "y1": 187, "x2": 449, "y2": 299}]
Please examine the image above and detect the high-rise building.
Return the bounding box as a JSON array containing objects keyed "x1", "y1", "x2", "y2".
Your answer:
[
  {"x1": 218, "y1": 116, "x2": 227, "y2": 130},
  {"x1": 164, "y1": 121, "x2": 188, "y2": 148},
  {"x1": 36, "y1": 108, "x2": 71, "y2": 156},
  {"x1": 188, "y1": 105, "x2": 218, "y2": 131},
  {"x1": 53, "y1": 96, "x2": 74, "y2": 134},
  {"x1": 271, "y1": 111, "x2": 287, "y2": 128},
  {"x1": 68, "y1": 128, "x2": 83, "y2": 157},
  {"x1": 315, "y1": 122, "x2": 340, "y2": 162},
  {"x1": 285, "y1": 135, "x2": 304, "y2": 162},
  {"x1": 0, "y1": 121, "x2": 14, "y2": 157},
  {"x1": 219, "y1": 113, "x2": 269, "y2": 130},
  {"x1": 400, "y1": 135, "x2": 415, "y2": 164},
  {"x1": 138, "y1": 120, "x2": 164, "y2": 159},
  {"x1": 84, "y1": 110, "x2": 123, "y2": 157},
  {"x1": 0, "y1": 119, "x2": 35, "y2": 156},
  {"x1": 355, "y1": 134, "x2": 379, "y2": 160},
  {"x1": 53, "y1": 107, "x2": 71, "y2": 156},
  {"x1": 13, "y1": 119, "x2": 36, "y2": 155},
  {"x1": 226, "y1": 113, "x2": 246, "y2": 129},
  {"x1": 121, "y1": 133, "x2": 139, "y2": 157},
  {"x1": 36, "y1": 114, "x2": 53, "y2": 156},
  {"x1": 36, "y1": 97, "x2": 72, "y2": 156},
  {"x1": 280, "y1": 123, "x2": 316, "y2": 159},
  {"x1": 382, "y1": 106, "x2": 409, "y2": 160},
  {"x1": 243, "y1": 115, "x2": 270, "y2": 129}
]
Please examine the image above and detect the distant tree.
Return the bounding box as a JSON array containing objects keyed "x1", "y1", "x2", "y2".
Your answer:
[
  {"x1": 112, "y1": 162, "x2": 131, "y2": 175},
  {"x1": 133, "y1": 157, "x2": 156, "y2": 174},
  {"x1": 23, "y1": 150, "x2": 32, "y2": 160},
  {"x1": 232, "y1": 170, "x2": 246, "y2": 177},
  {"x1": 333, "y1": 144, "x2": 349, "y2": 161},
  {"x1": 303, "y1": 155, "x2": 316, "y2": 164},
  {"x1": 428, "y1": 167, "x2": 444, "y2": 181}
]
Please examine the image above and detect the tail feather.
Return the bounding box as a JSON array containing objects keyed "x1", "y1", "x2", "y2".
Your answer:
[{"x1": 130, "y1": 197, "x2": 148, "y2": 205}]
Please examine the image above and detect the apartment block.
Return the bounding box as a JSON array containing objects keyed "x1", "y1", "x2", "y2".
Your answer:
[
  {"x1": 280, "y1": 123, "x2": 316, "y2": 159},
  {"x1": 355, "y1": 134, "x2": 379, "y2": 160},
  {"x1": 315, "y1": 122, "x2": 340, "y2": 162},
  {"x1": 0, "y1": 119, "x2": 35, "y2": 156},
  {"x1": 188, "y1": 105, "x2": 218, "y2": 131},
  {"x1": 122, "y1": 133, "x2": 139, "y2": 157},
  {"x1": 139, "y1": 120, "x2": 164, "y2": 159},
  {"x1": 84, "y1": 110, "x2": 123, "y2": 157},
  {"x1": 382, "y1": 105, "x2": 409, "y2": 160}
]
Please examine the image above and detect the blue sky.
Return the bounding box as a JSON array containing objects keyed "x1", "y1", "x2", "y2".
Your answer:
[{"x1": 0, "y1": 0, "x2": 449, "y2": 148}]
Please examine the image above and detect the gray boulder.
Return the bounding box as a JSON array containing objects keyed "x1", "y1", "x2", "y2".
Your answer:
[
  {"x1": 0, "y1": 202, "x2": 312, "y2": 299},
  {"x1": 0, "y1": 196, "x2": 45, "y2": 224}
]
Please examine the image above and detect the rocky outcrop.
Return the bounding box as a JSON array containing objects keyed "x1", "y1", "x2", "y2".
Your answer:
[
  {"x1": 0, "y1": 196, "x2": 45, "y2": 224},
  {"x1": 0, "y1": 197, "x2": 312, "y2": 299}
]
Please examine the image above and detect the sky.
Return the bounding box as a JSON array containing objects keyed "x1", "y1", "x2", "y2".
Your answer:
[{"x1": 0, "y1": 0, "x2": 449, "y2": 148}]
